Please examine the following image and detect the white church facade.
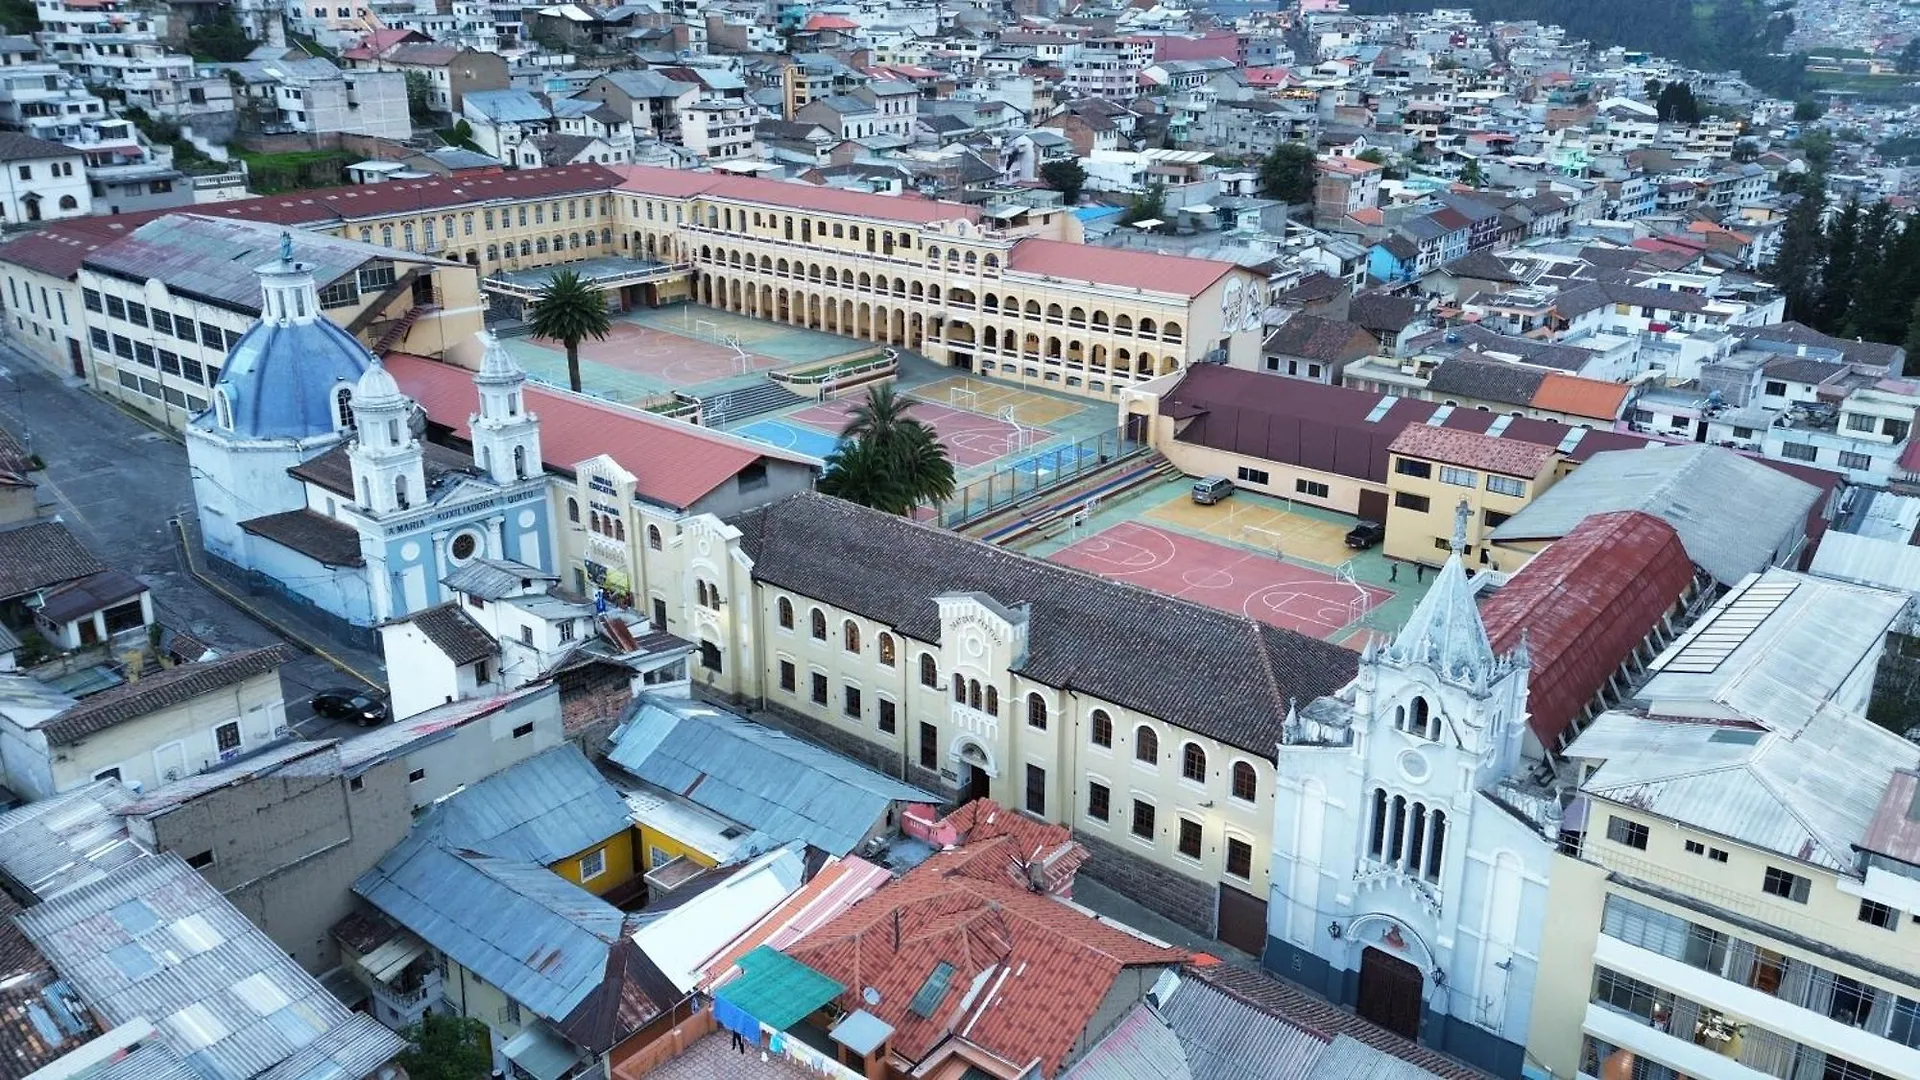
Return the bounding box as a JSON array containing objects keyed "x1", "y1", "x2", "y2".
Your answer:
[
  {"x1": 1268, "y1": 502, "x2": 1560, "y2": 1078},
  {"x1": 186, "y1": 234, "x2": 554, "y2": 632}
]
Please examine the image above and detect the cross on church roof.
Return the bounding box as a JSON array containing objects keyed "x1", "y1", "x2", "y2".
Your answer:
[{"x1": 1451, "y1": 497, "x2": 1470, "y2": 556}]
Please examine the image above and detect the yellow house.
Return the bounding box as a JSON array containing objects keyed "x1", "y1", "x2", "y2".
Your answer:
[{"x1": 1383, "y1": 423, "x2": 1558, "y2": 568}]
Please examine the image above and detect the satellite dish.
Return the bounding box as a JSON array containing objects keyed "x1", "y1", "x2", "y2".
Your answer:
[{"x1": 862, "y1": 987, "x2": 881, "y2": 1006}]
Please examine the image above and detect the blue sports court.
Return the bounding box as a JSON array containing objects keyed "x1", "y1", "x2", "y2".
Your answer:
[{"x1": 733, "y1": 418, "x2": 841, "y2": 459}]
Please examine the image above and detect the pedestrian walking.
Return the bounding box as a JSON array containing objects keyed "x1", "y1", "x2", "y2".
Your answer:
[
  {"x1": 732, "y1": 1028, "x2": 746, "y2": 1053},
  {"x1": 1389, "y1": 563, "x2": 1398, "y2": 582}
]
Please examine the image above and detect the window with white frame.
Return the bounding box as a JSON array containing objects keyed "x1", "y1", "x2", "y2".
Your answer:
[
  {"x1": 578, "y1": 848, "x2": 607, "y2": 881},
  {"x1": 1438, "y1": 465, "x2": 1476, "y2": 487}
]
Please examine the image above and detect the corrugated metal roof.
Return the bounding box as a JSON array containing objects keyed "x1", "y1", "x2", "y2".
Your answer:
[
  {"x1": 436, "y1": 743, "x2": 631, "y2": 865},
  {"x1": 1062, "y1": 1003, "x2": 1195, "y2": 1080},
  {"x1": 1808, "y1": 531, "x2": 1920, "y2": 596},
  {"x1": 0, "y1": 780, "x2": 141, "y2": 900},
  {"x1": 605, "y1": 696, "x2": 939, "y2": 856},
  {"x1": 441, "y1": 557, "x2": 555, "y2": 600},
  {"x1": 1308, "y1": 1035, "x2": 1452, "y2": 1080},
  {"x1": 16, "y1": 854, "x2": 403, "y2": 1080},
  {"x1": 629, "y1": 845, "x2": 805, "y2": 993},
  {"x1": 1489, "y1": 444, "x2": 1819, "y2": 586}
]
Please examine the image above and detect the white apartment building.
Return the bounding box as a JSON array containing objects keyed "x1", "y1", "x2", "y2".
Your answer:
[
  {"x1": 236, "y1": 59, "x2": 412, "y2": 140},
  {"x1": 677, "y1": 99, "x2": 752, "y2": 159},
  {"x1": 0, "y1": 62, "x2": 104, "y2": 143},
  {"x1": 1064, "y1": 37, "x2": 1150, "y2": 99},
  {"x1": 32, "y1": 0, "x2": 193, "y2": 87},
  {"x1": 0, "y1": 131, "x2": 88, "y2": 222}
]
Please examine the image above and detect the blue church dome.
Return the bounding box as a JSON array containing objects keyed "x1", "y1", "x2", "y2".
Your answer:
[{"x1": 200, "y1": 241, "x2": 375, "y2": 441}]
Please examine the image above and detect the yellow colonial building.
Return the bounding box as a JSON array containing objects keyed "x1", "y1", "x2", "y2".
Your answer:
[
  {"x1": 640, "y1": 490, "x2": 1358, "y2": 954},
  {"x1": 1383, "y1": 424, "x2": 1561, "y2": 569}
]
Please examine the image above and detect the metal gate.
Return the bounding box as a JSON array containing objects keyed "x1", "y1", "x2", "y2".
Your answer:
[
  {"x1": 1358, "y1": 488, "x2": 1389, "y2": 524},
  {"x1": 1215, "y1": 884, "x2": 1268, "y2": 956}
]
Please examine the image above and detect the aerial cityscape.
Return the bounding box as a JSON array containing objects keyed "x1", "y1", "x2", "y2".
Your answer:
[{"x1": 0, "y1": 2, "x2": 1917, "y2": 1080}]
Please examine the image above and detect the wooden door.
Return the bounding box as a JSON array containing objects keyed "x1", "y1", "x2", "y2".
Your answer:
[
  {"x1": 1356, "y1": 945, "x2": 1424, "y2": 1040},
  {"x1": 1215, "y1": 884, "x2": 1268, "y2": 956},
  {"x1": 1358, "y1": 488, "x2": 1389, "y2": 525}
]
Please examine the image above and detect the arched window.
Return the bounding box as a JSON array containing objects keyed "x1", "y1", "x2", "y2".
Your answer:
[
  {"x1": 777, "y1": 597, "x2": 793, "y2": 629},
  {"x1": 1134, "y1": 725, "x2": 1158, "y2": 764},
  {"x1": 334, "y1": 386, "x2": 354, "y2": 429},
  {"x1": 843, "y1": 620, "x2": 861, "y2": 653},
  {"x1": 566, "y1": 497, "x2": 579, "y2": 523},
  {"x1": 1181, "y1": 742, "x2": 1206, "y2": 782},
  {"x1": 1026, "y1": 693, "x2": 1047, "y2": 730},
  {"x1": 810, "y1": 608, "x2": 826, "y2": 640},
  {"x1": 214, "y1": 388, "x2": 233, "y2": 430},
  {"x1": 968, "y1": 679, "x2": 981, "y2": 709},
  {"x1": 487, "y1": 244, "x2": 498, "y2": 262},
  {"x1": 1425, "y1": 810, "x2": 1447, "y2": 882},
  {"x1": 647, "y1": 524, "x2": 662, "y2": 550},
  {"x1": 1410, "y1": 697, "x2": 1437, "y2": 740},
  {"x1": 953, "y1": 674, "x2": 965, "y2": 703},
  {"x1": 985, "y1": 686, "x2": 998, "y2": 716},
  {"x1": 877, "y1": 632, "x2": 896, "y2": 667},
  {"x1": 1369, "y1": 789, "x2": 1389, "y2": 859},
  {"x1": 1231, "y1": 762, "x2": 1257, "y2": 802},
  {"x1": 512, "y1": 444, "x2": 527, "y2": 479},
  {"x1": 612, "y1": 518, "x2": 624, "y2": 541},
  {"x1": 360, "y1": 476, "x2": 371, "y2": 507},
  {"x1": 1390, "y1": 795, "x2": 1408, "y2": 864},
  {"x1": 921, "y1": 653, "x2": 938, "y2": 687},
  {"x1": 394, "y1": 474, "x2": 410, "y2": 509},
  {"x1": 1091, "y1": 709, "x2": 1112, "y2": 746}
]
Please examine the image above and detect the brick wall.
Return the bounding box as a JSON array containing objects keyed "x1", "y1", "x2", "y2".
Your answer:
[{"x1": 1073, "y1": 828, "x2": 1219, "y2": 938}]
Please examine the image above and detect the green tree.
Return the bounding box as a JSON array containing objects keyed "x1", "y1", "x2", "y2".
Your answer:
[
  {"x1": 187, "y1": 10, "x2": 256, "y2": 62},
  {"x1": 1730, "y1": 139, "x2": 1759, "y2": 163},
  {"x1": 817, "y1": 385, "x2": 955, "y2": 514},
  {"x1": 397, "y1": 1014, "x2": 489, "y2": 1080},
  {"x1": 1655, "y1": 81, "x2": 1702, "y2": 124},
  {"x1": 1817, "y1": 200, "x2": 1861, "y2": 331},
  {"x1": 1793, "y1": 98, "x2": 1826, "y2": 123},
  {"x1": 528, "y1": 269, "x2": 611, "y2": 393},
  {"x1": 1121, "y1": 182, "x2": 1166, "y2": 226},
  {"x1": 1904, "y1": 294, "x2": 1920, "y2": 358},
  {"x1": 1769, "y1": 191, "x2": 1826, "y2": 324},
  {"x1": 1458, "y1": 156, "x2": 1485, "y2": 188},
  {"x1": 1038, "y1": 158, "x2": 1087, "y2": 205},
  {"x1": 1900, "y1": 38, "x2": 1920, "y2": 74},
  {"x1": 405, "y1": 70, "x2": 435, "y2": 123},
  {"x1": 1257, "y1": 142, "x2": 1318, "y2": 203}
]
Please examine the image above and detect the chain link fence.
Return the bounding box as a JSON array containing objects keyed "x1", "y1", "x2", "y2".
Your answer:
[{"x1": 937, "y1": 425, "x2": 1147, "y2": 527}]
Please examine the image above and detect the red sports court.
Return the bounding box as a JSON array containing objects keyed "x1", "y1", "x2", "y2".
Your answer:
[
  {"x1": 785, "y1": 397, "x2": 1052, "y2": 469},
  {"x1": 530, "y1": 322, "x2": 782, "y2": 387},
  {"x1": 1049, "y1": 521, "x2": 1391, "y2": 640}
]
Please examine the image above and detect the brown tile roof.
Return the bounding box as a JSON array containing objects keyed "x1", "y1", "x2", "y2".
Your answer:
[
  {"x1": 1425, "y1": 356, "x2": 1548, "y2": 408},
  {"x1": 1480, "y1": 511, "x2": 1695, "y2": 750},
  {"x1": 1530, "y1": 372, "x2": 1630, "y2": 422},
  {"x1": 289, "y1": 441, "x2": 473, "y2": 498},
  {"x1": 1183, "y1": 964, "x2": 1488, "y2": 1079},
  {"x1": 1264, "y1": 314, "x2": 1375, "y2": 364},
  {"x1": 784, "y1": 847, "x2": 1187, "y2": 1076},
  {"x1": 1388, "y1": 424, "x2": 1554, "y2": 477},
  {"x1": 403, "y1": 602, "x2": 497, "y2": 666},
  {"x1": 239, "y1": 509, "x2": 366, "y2": 568},
  {"x1": 729, "y1": 493, "x2": 1359, "y2": 757},
  {"x1": 1007, "y1": 237, "x2": 1237, "y2": 298},
  {"x1": 35, "y1": 569, "x2": 147, "y2": 626},
  {"x1": 0, "y1": 520, "x2": 105, "y2": 601},
  {"x1": 386, "y1": 353, "x2": 816, "y2": 510},
  {"x1": 41, "y1": 645, "x2": 294, "y2": 746}
]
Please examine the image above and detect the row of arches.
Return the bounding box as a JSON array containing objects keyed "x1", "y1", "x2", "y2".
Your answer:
[
  {"x1": 953, "y1": 324, "x2": 1178, "y2": 376},
  {"x1": 698, "y1": 274, "x2": 925, "y2": 348},
  {"x1": 1368, "y1": 787, "x2": 1447, "y2": 884},
  {"x1": 923, "y1": 245, "x2": 1001, "y2": 274}
]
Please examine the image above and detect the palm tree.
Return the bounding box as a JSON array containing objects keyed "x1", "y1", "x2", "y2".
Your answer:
[
  {"x1": 818, "y1": 384, "x2": 955, "y2": 514},
  {"x1": 528, "y1": 269, "x2": 611, "y2": 392}
]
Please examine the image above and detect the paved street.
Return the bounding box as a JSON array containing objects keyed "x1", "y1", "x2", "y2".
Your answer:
[{"x1": 0, "y1": 350, "x2": 382, "y2": 739}]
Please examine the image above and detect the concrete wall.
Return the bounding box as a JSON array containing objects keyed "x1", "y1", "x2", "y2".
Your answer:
[
  {"x1": 53, "y1": 667, "x2": 288, "y2": 796},
  {"x1": 398, "y1": 681, "x2": 563, "y2": 810}
]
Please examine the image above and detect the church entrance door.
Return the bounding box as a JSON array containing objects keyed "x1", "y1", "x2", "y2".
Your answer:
[
  {"x1": 1357, "y1": 945, "x2": 1424, "y2": 1040},
  {"x1": 960, "y1": 762, "x2": 991, "y2": 804}
]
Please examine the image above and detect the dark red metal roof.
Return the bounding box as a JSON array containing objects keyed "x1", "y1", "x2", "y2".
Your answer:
[{"x1": 1480, "y1": 510, "x2": 1696, "y2": 752}]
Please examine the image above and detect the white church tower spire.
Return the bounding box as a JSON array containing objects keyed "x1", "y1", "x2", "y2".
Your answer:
[
  {"x1": 348, "y1": 356, "x2": 425, "y2": 515},
  {"x1": 470, "y1": 332, "x2": 542, "y2": 485}
]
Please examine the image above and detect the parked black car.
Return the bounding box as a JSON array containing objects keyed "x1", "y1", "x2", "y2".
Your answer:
[
  {"x1": 1344, "y1": 520, "x2": 1386, "y2": 550},
  {"x1": 308, "y1": 687, "x2": 391, "y2": 726}
]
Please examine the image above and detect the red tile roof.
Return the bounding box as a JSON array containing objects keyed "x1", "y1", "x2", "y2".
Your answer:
[
  {"x1": 803, "y1": 13, "x2": 860, "y2": 29},
  {"x1": 1480, "y1": 510, "x2": 1695, "y2": 750},
  {"x1": 1006, "y1": 238, "x2": 1235, "y2": 298},
  {"x1": 613, "y1": 165, "x2": 978, "y2": 225},
  {"x1": 934, "y1": 799, "x2": 1087, "y2": 895},
  {"x1": 384, "y1": 353, "x2": 816, "y2": 510},
  {"x1": 0, "y1": 214, "x2": 169, "y2": 278},
  {"x1": 1388, "y1": 424, "x2": 1555, "y2": 477},
  {"x1": 784, "y1": 849, "x2": 1186, "y2": 1077},
  {"x1": 1529, "y1": 372, "x2": 1630, "y2": 422}
]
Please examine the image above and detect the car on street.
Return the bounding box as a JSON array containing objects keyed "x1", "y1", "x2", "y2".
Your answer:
[
  {"x1": 1344, "y1": 520, "x2": 1386, "y2": 550},
  {"x1": 308, "y1": 687, "x2": 391, "y2": 726}
]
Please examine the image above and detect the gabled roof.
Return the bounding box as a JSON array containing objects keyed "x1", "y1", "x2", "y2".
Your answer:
[
  {"x1": 464, "y1": 88, "x2": 553, "y2": 123},
  {"x1": 1264, "y1": 314, "x2": 1374, "y2": 364},
  {"x1": 1529, "y1": 372, "x2": 1629, "y2": 421},
  {"x1": 0, "y1": 132, "x2": 76, "y2": 163},
  {"x1": 605, "y1": 695, "x2": 938, "y2": 856},
  {"x1": 435, "y1": 743, "x2": 632, "y2": 865},
  {"x1": 34, "y1": 568, "x2": 146, "y2": 626},
  {"x1": 784, "y1": 847, "x2": 1187, "y2": 1077},
  {"x1": 39, "y1": 646, "x2": 294, "y2": 747},
  {"x1": 1424, "y1": 355, "x2": 1548, "y2": 408},
  {"x1": 0, "y1": 780, "x2": 139, "y2": 901},
  {"x1": 727, "y1": 495, "x2": 1359, "y2": 758},
  {"x1": 0, "y1": 520, "x2": 104, "y2": 601},
  {"x1": 1387, "y1": 424, "x2": 1554, "y2": 477},
  {"x1": 400, "y1": 602, "x2": 497, "y2": 666},
  {"x1": 239, "y1": 509, "x2": 366, "y2": 568}
]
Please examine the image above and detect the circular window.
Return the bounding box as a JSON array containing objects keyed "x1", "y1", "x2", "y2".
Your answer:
[{"x1": 449, "y1": 533, "x2": 479, "y2": 562}]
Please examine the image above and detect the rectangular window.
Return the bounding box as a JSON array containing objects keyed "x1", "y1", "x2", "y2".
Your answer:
[
  {"x1": 409, "y1": 768, "x2": 426, "y2": 783},
  {"x1": 1025, "y1": 763, "x2": 1045, "y2": 815},
  {"x1": 1486, "y1": 474, "x2": 1526, "y2": 497},
  {"x1": 215, "y1": 721, "x2": 241, "y2": 753},
  {"x1": 1709, "y1": 847, "x2": 1728, "y2": 862},
  {"x1": 1780, "y1": 441, "x2": 1817, "y2": 462},
  {"x1": 811, "y1": 671, "x2": 828, "y2": 705},
  {"x1": 1762, "y1": 866, "x2": 1810, "y2": 903},
  {"x1": 1130, "y1": 799, "x2": 1155, "y2": 840},
  {"x1": 1860, "y1": 898, "x2": 1898, "y2": 930},
  {"x1": 158, "y1": 350, "x2": 179, "y2": 375},
  {"x1": 844, "y1": 685, "x2": 862, "y2": 718},
  {"x1": 83, "y1": 287, "x2": 101, "y2": 312},
  {"x1": 89, "y1": 326, "x2": 107, "y2": 351},
  {"x1": 1838, "y1": 450, "x2": 1873, "y2": 471},
  {"x1": 878, "y1": 698, "x2": 896, "y2": 734},
  {"x1": 201, "y1": 323, "x2": 224, "y2": 348},
  {"x1": 577, "y1": 848, "x2": 606, "y2": 881},
  {"x1": 105, "y1": 295, "x2": 125, "y2": 320},
  {"x1": 125, "y1": 301, "x2": 146, "y2": 327},
  {"x1": 1088, "y1": 781, "x2": 1110, "y2": 821},
  {"x1": 512, "y1": 722, "x2": 534, "y2": 739},
  {"x1": 1438, "y1": 465, "x2": 1476, "y2": 487},
  {"x1": 186, "y1": 850, "x2": 215, "y2": 870},
  {"x1": 1235, "y1": 465, "x2": 1270, "y2": 485},
  {"x1": 1226, "y1": 837, "x2": 1252, "y2": 878},
  {"x1": 1845, "y1": 412, "x2": 1877, "y2": 432},
  {"x1": 112, "y1": 334, "x2": 132, "y2": 359},
  {"x1": 134, "y1": 343, "x2": 154, "y2": 367},
  {"x1": 1394, "y1": 491, "x2": 1431, "y2": 512},
  {"x1": 919, "y1": 722, "x2": 938, "y2": 770},
  {"x1": 1684, "y1": 839, "x2": 1704, "y2": 855},
  {"x1": 1606, "y1": 815, "x2": 1649, "y2": 850},
  {"x1": 174, "y1": 316, "x2": 196, "y2": 343},
  {"x1": 1296, "y1": 478, "x2": 1330, "y2": 498},
  {"x1": 1764, "y1": 379, "x2": 1788, "y2": 396},
  {"x1": 779, "y1": 660, "x2": 796, "y2": 692},
  {"x1": 1395, "y1": 458, "x2": 1432, "y2": 479},
  {"x1": 1177, "y1": 818, "x2": 1202, "y2": 859}
]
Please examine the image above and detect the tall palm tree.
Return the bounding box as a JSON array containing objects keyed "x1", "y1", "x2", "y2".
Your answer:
[
  {"x1": 528, "y1": 269, "x2": 611, "y2": 392},
  {"x1": 819, "y1": 384, "x2": 955, "y2": 514}
]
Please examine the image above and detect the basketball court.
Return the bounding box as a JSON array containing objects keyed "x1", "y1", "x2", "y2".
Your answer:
[
  {"x1": 1049, "y1": 520, "x2": 1391, "y2": 640},
  {"x1": 910, "y1": 375, "x2": 1086, "y2": 427},
  {"x1": 517, "y1": 320, "x2": 779, "y2": 389},
  {"x1": 1147, "y1": 494, "x2": 1359, "y2": 571},
  {"x1": 730, "y1": 417, "x2": 840, "y2": 459},
  {"x1": 783, "y1": 397, "x2": 1052, "y2": 470}
]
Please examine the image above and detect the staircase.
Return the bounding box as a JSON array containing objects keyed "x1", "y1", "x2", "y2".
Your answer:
[
  {"x1": 699, "y1": 378, "x2": 808, "y2": 427},
  {"x1": 345, "y1": 266, "x2": 429, "y2": 338},
  {"x1": 371, "y1": 306, "x2": 429, "y2": 355},
  {"x1": 964, "y1": 452, "x2": 1174, "y2": 545}
]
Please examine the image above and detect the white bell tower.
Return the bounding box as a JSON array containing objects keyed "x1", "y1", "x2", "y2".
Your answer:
[
  {"x1": 348, "y1": 357, "x2": 426, "y2": 515},
  {"x1": 470, "y1": 331, "x2": 543, "y2": 485}
]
